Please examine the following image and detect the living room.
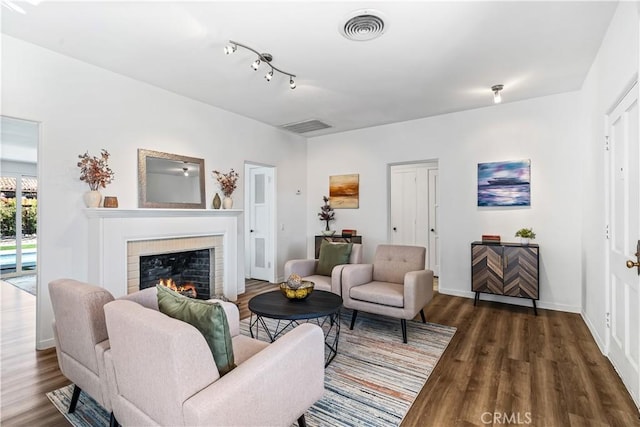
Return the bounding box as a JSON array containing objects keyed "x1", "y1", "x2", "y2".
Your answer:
[{"x1": 1, "y1": 1, "x2": 639, "y2": 425}]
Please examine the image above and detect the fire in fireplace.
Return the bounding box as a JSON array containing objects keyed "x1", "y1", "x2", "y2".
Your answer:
[{"x1": 139, "y1": 249, "x2": 211, "y2": 300}]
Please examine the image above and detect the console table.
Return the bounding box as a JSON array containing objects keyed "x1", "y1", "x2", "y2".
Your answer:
[
  {"x1": 471, "y1": 241, "x2": 539, "y2": 314},
  {"x1": 314, "y1": 235, "x2": 363, "y2": 259}
]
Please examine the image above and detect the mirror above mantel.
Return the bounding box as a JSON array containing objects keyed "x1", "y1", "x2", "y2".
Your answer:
[{"x1": 138, "y1": 149, "x2": 206, "y2": 209}]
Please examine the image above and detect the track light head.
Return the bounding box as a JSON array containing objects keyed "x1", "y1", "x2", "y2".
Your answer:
[
  {"x1": 265, "y1": 70, "x2": 274, "y2": 81},
  {"x1": 289, "y1": 77, "x2": 296, "y2": 90},
  {"x1": 251, "y1": 59, "x2": 261, "y2": 70},
  {"x1": 492, "y1": 84, "x2": 504, "y2": 104},
  {"x1": 224, "y1": 44, "x2": 236, "y2": 55}
]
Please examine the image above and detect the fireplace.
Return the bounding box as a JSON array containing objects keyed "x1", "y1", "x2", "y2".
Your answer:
[
  {"x1": 140, "y1": 249, "x2": 212, "y2": 299},
  {"x1": 127, "y1": 235, "x2": 224, "y2": 297},
  {"x1": 86, "y1": 208, "x2": 242, "y2": 301}
]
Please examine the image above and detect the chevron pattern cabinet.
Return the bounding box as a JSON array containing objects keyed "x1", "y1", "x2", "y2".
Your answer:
[{"x1": 471, "y1": 242, "x2": 539, "y2": 314}]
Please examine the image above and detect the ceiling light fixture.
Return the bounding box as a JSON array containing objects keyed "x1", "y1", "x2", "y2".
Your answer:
[
  {"x1": 492, "y1": 84, "x2": 504, "y2": 104},
  {"x1": 183, "y1": 167, "x2": 189, "y2": 177},
  {"x1": 224, "y1": 40, "x2": 297, "y2": 90}
]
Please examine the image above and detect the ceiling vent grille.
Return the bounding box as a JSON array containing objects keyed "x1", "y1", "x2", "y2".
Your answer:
[
  {"x1": 281, "y1": 119, "x2": 332, "y2": 134},
  {"x1": 340, "y1": 10, "x2": 386, "y2": 41}
]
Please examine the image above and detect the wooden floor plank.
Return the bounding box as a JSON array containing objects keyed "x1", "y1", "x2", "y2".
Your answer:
[{"x1": 1, "y1": 280, "x2": 639, "y2": 426}]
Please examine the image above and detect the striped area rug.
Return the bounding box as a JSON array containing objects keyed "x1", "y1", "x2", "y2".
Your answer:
[{"x1": 47, "y1": 310, "x2": 455, "y2": 427}]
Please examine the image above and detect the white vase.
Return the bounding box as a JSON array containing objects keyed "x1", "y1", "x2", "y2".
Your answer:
[
  {"x1": 222, "y1": 196, "x2": 233, "y2": 209},
  {"x1": 520, "y1": 237, "x2": 530, "y2": 245},
  {"x1": 83, "y1": 190, "x2": 102, "y2": 208}
]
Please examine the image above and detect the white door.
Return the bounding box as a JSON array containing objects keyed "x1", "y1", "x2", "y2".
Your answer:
[
  {"x1": 389, "y1": 162, "x2": 439, "y2": 272},
  {"x1": 606, "y1": 82, "x2": 640, "y2": 407},
  {"x1": 428, "y1": 168, "x2": 440, "y2": 276},
  {"x1": 390, "y1": 166, "x2": 417, "y2": 245},
  {"x1": 247, "y1": 165, "x2": 275, "y2": 282}
]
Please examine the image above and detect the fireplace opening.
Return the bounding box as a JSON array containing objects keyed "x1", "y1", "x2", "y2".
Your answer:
[{"x1": 140, "y1": 249, "x2": 211, "y2": 299}]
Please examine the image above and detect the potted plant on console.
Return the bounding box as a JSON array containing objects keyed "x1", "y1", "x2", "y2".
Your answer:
[
  {"x1": 515, "y1": 227, "x2": 536, "y2": 245},
  {"x1": 318, "y1": 196, "x2": 335, "y2": 236},
  {"x1": 213, "y1": 168, "x2": 239, "y2": 209},
  {"x1": 77, "y1": 149, "x2": 115, "y2": 208}
]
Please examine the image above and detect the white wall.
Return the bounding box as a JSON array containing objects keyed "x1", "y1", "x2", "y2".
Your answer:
[
  {"x1": 580, "y1": 2, "x2": 639, "y2": 352},
  {"x1": 1, "y1": 35, "x2": 308, "y2": 349},
  {"x1": 308, "y1": 92, "x2": 583, "y2": 313}
]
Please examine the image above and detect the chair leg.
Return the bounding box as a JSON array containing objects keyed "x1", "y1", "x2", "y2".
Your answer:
[
  {"x1": 69, "y1": 384, "x2": 82, "y2": 413},
  {"x1": 401, "y1": 319, "x2": 407, "y2": 344},
  {"x1": 298, "y1": 414, "x2": 307, "y2": 427},
  {"x1": 350, "y1": 310, "x2": 358, "y2": 330},
  {"x1": 109, "y1": 412, "x2": 120, "y2": 427},
  {"x1": 420, "y1": 309, "x2": 426, "y2": 323}
]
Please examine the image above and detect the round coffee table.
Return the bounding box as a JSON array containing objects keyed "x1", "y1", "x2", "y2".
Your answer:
[{"x1": 248, "y1": 290, "x2": 342, "y2": 367}]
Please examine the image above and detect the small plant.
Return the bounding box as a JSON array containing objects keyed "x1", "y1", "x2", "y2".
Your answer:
[
  {"x1": 212, "y1": 169, "x2": 240, "y2": 197},
  {"x1": 318, "y1": 196, "x2": 335, "y2": 231},
  {"x1": 515, "y1": 228, "x2": 536, "y2": 239},
  {"x1": 77, "y1": 149, "x2": 115, "y2": 190}
]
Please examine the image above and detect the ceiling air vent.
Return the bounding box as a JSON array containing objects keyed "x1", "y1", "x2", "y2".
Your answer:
[
  {"x1": 340, "y1": 9, "x2": 387, "y2": 41},
  {"x1": 281, "y1": 119, "x2": 332, "y2": 134}
]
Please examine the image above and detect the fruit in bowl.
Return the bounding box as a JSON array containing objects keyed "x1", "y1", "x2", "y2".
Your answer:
[{"x1": 280, "y1": 280, "x2": 314, "y2": 300}]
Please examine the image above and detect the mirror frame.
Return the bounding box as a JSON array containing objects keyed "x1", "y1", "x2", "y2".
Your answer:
[{"x1": 138, "y1": 148, "x2": 206, "y2": 209}]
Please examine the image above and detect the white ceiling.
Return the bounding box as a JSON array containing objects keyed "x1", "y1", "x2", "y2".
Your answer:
[{"x1": 1, "y1": 1, "x2": 618, "y2": 136}]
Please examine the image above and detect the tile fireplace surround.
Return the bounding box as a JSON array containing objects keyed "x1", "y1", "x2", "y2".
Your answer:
[{"x1": 85, "y1": 208, "x2": 243, "y2": 301}]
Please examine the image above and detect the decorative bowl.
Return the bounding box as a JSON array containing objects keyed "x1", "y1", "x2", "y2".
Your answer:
[
  {"x1": 280, "y1": 281, "x2": 314, "y2": 300},
  {"x1": 322, "y1": 230, "x2": 336, "y2": 236}
]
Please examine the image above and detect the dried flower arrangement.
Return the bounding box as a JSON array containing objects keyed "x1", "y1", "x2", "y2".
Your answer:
[
  {"x1": 77, "y1": 149, "x2": 115, "y2": 191},
  {"x1": 318, "y1": 196, "x2": 335, "y2": 231},
  {"x1": 212, "y1": 168, "x2": 240, "y2": 197}
]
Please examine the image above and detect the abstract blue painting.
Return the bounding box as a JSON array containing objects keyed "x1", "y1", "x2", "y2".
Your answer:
[{"x1": 478, "y1": 159, "x2": 531, "y2": 207}]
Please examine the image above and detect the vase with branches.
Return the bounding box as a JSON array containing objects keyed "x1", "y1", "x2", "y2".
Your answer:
[
  {"x1": 77, "y1": 149, "x2": 115, "y2": 207},
  {"x1": 318, "y1": 196, "x2": 335, "y2": 231},
  {"x1": 213, "y1": 168, "x2": 240, "y2": 209}
]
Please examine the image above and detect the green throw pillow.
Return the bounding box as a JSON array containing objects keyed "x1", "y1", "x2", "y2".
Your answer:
[
  {"x1": 316, "y1": 240, "x2": 353, "y2": 276},
  {"x1": 156, "y1": 285, "x2": 236, "y2": 376}
]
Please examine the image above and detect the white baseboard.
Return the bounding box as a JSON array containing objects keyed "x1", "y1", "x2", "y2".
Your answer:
[
  {"x1": 581, "y1": 310, "x2": 607, "y2": 354},
  {"x1": 36, "y1": 337, "x2": 56, "y2": 350},
  {"x1": 438, "y1": 287, "x2": 581, "y2": 313}
]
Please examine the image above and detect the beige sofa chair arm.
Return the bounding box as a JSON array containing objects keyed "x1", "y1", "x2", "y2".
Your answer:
[
  {"x1": 403, "y1": 270, "x2": 434, "y2": 316},
  {"x1": 342, "y1": 264, "x2": 374, "y2": 293},
  {"x1": 284, "y1": 259, "x2": 318, "y2": 278},
  {"x1": 183, "y1": 323, "x2": 325, "y2": 426}
]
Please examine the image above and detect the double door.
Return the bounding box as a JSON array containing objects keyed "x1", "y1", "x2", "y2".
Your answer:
[{"x1": 471, "y1": 242, "x2": 539, "y2": 313}]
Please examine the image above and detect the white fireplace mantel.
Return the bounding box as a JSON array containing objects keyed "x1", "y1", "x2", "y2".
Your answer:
[{"x1": 85, "y1": 208, "x2": 243, "y2": 300}]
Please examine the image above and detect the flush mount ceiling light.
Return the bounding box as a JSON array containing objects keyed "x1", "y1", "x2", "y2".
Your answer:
[
  {"x1": 492, "y1": 84, "x2": 504, "y2": 104},
  {"x1": 224, "y1": 40, "x2": 296, "y2": 90},
  {"x1": 339, "y1": 9, "x2": 387, "y2": 41}
]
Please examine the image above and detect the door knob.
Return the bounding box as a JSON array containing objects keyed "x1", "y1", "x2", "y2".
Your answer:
[
  {"x1": 250, "y1": 229, "x2": 254, "y2": 233},
  {"x1": 430, "y1": 228, "x2": 435, "y2": 232},
  {"x1": 627, "y1": 246, "x2": 640, "y2": 275},
  {"x1": 393, "y1": 227, "x2": 397, "y2": 231}
]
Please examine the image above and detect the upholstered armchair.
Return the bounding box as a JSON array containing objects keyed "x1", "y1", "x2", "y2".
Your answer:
[
  {"x1": 104, "y1": 298, "x2": 325, "y2": 426},
  {"x1": 284, "y1": 242, "x2": 362, "y2": 295},
  {"x1": 341, "y1": 245, "x2": 434, "y2": 343},
  {"x1": 48, "y1": 279, "x2": 117, "y2": 426}
]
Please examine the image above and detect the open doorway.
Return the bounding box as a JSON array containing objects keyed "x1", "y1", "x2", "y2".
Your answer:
[{"x1": 0, "y1": 116, "x2": 39, "y2": 296}]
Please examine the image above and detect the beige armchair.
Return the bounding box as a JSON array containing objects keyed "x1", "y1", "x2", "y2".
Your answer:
[
  {"x1": 341, "y1": 245, "x2": 434, "y2": 343},
  {"x1": 284, "y1": 243, "x2": 362, "y2": 295},
  {"x1": 104, "y1": 298, "x2": 325, "y2": 426},
  {"x1": 48, "y1": 279, "x2": 117, "y2": 426}
]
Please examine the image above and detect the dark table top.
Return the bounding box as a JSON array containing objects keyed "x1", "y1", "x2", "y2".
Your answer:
[{"x1": 248, "y1": 290, "x2": 343, "y2": 320}]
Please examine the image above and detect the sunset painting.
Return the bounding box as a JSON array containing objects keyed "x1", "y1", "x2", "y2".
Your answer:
[
  {"x1": 478, "y1": 160, "x2": 531, "y2": 207},
  {"x1": 330, "y1": 174, "x2": 359, "y2": 208}
]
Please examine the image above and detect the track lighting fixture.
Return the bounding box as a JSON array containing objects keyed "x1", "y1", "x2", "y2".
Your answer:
[
  {"x1": 492, "y1": 84, "x2": 504, "y2": 104},
  {"x1": 225, "y1": 40, "x2": 297, "y2": 90}
]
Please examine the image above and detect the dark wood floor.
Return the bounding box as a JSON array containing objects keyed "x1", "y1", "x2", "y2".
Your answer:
[{"x1": 1, "y1": 279, "x2": 638, "y2": 426}]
